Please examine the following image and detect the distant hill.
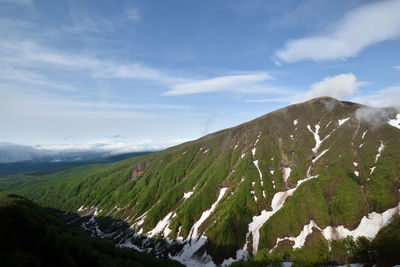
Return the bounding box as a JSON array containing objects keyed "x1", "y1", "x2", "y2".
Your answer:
[
  {"x1": 0, "y1": 150, "x2": 152, "y2": 175},
  {"x1": 1, "y1": 97, "x2": 400, "y2": 266}
]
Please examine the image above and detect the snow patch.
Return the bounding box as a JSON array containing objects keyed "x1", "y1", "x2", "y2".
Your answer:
[
  {"x1": 361, "y1": 130, "x2": 368, "y2": 139},
  {"x1": 183, "y1": 191, "x2": 194, "y2": 199},
  {"x1": 134, "y1": 211, "x2": 148, "y2": 227},
  {"x1": 270, "y1": 169, "x2": 274, "y2": 175},
  {"x1": 375, "y1": 141, "x2": 385, "y2": 162},
  {"x1": 275, "y1": 220, "x2": 320, "y2": 249},
  {"x1": 94, "y1": 208, "x2": 101, "y2": 216},
  {"x1": 282, "y1": 167, "x2": 291, "y2": 183},
  {"x1": 369, "y1": 166, "x2": 376, "y2": 176},
  {"x1": 388, "y1": 114, "x2": 400, "y2": 130},
  {"x1": 307, "y1": 124, "x2": 331, "y2": 153},
  {"x1": 312, "y1": 148, "x2": 329, "y2": 164},
  {"x1": 251, "y1": 148, "x2": 256, "y2": 156},
  {"x1": 203, "y1": 149, "x2": 209, "y2": 154},
  {"x1": 148, "y1": 211, "x2": 174, "y2": 238},
  {"x1": 244, "y1": 174, "x2": 319, "y2": 254},
  {"x1": 77, "y1": 205, "x2": 85, "y2": 212},
  {"x1": 234, "y1": 144, "x2": 238, "y2": 150},
  {"x1": 188, "y1": 188, "x2": 228, "y2": 240},
  {"x1": 353, "y1": 162, "x2": 358, "y2": 167},
  {"x1": 321, "y1": 203, "x2": 400, "y2": 240},
  {"x1": 338, "y1": 117, "x2": 350, "y2": 126},
  {"x1": 274, "y1": 203, "x2": 400, "y2": 249},
  {"x1": 354, "y1": 171, "x2": 359, "y2": 177},
  {"x1": 290, "y1": 134, "x2": 294, "y2": 140},
  {"x1": 293, "y1": 119, "x2": 298, "y2": 125},
  {"x1": 241, "y1": 153, "x2": 245, "y2": 159},
  {"x1": 253, "y1": 160, "x2": 263, "y2": 187},
  {"x1": 325, "y1": 121, "x2": 332, "y2": 128},
  {"x1": 359, "y1": 143, "x2": 364, "y2": 148},
  {"x1": 172, "y1": 188, "x2": 228, "y2": 267}
]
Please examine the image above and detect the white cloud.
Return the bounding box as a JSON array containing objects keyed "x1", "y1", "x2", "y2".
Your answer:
[
  {"x1": 351, "y1": 86, "x2": 400, "y2": 108},
  {"x1": 36, "y1": 139, "x2": 189, "y2": 155},
  {"x1": 0, "y1": 40, "x2": 184, "y2": 85},
  {"x1": 0, "y1": 64, "x2": 79, "y2": 91},
  {"x1": 394, "y1": 65, "x2": 400, "y2": 70},
  {"x1": 163, "y1": 73, "x2": 273, "y2": 96},
  {"x1": 275, "y1": 0, "x2": 400, "y2": 63},
  {"x1": 292, "y1": 73, "x2": 359, "y2": 103}
]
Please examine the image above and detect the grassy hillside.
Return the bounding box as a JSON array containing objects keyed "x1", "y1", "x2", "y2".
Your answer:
[{"x1": 1, "y1": 97, "x2": 399, "y2": 265}]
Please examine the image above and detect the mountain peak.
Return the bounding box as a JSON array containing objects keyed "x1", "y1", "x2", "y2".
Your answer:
[{"x1": 3, "y1": 99, "x2": 400, "y2": 266}]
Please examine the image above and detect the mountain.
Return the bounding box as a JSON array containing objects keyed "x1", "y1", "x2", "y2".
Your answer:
[
  {"x1": 0, "y1": 150, "x2": 152, "y2": 175},
  {"x1": 0, "y1": 142, "x2": 154, "y2": 164},
  {"x1": 0, "y1": 194, "x2": 182, "y2": 267},
  {"x1": 1, "y1": 97, "x2": 400, "y2": 266}
]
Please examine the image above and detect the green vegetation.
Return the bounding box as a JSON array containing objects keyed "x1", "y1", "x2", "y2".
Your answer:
[
  {"x1": 0, "y1": 194, "x2": 182, "y2": 267},
  {"x1": 0, "y1": 97, "x2": 399, "y2": 264}
]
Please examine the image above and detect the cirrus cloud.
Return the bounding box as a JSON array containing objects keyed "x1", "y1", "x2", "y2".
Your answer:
[{"x1": 163, "y1": 73, "x2": 273, "y2": 96}]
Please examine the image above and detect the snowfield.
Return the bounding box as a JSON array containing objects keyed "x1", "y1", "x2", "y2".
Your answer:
[
  {"x1": 388, "y1": 114, "x2": 400, "y2": 130},
  {"x1": 273, "y1": 203, "x2": 400, "y2": 249}
]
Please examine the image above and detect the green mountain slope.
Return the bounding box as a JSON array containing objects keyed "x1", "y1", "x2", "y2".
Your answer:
[{"x1": 1, "y1": 97, "x2": 400, "y2": 266}]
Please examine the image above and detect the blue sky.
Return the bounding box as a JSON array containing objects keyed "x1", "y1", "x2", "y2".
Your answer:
[{"x1": 1, "y1": 0, "x2": 400, "y2": 152}]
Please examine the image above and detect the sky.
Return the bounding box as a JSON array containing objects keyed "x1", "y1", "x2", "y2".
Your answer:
[{"x1": 1, "y1": 0, "x2": 400, "y2": 153}]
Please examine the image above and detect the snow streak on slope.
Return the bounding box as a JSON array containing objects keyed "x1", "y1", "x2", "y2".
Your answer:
[
  {"x1": 243, "y1": 174, "x2": 319, "y2": 255},
  {"x1": 338, "y1": 117, "x2": 350, "y2": 126},
  {"x1": 375, "y1": 141, "x2": 385, "y2": 163},
  {"x1": 183, "y1": 191, "x2": 194, "y2": 199},
  {"x1": 312, "y1": 148, "x2": 329, "y2": 164},
  {"x1": 388, "y1": 114, "x2": 400, "y2": 129},
  {"x1": 293, "y1": 119, "x2": 298, "y2": 126},
  {"x1": 148, "y1": 211, "x2": 174, "y2": 238},
  {"x1": 253, "y1": 160, "x2": 263, "y2": 187},
  {"x1": 274, "y1": 220, "x2": 320, "y2": 249},
  {"x1": 362, "y1": 130, "x2": 368, "y2": 139},
  {"x1": 307, "y1": 124, "x2": 332, "y2": 153},
  {"x1": 274, "y1": 203, "x2": 400, "y2": 249},
  {"x1": 171, "y1": 188, "x2": 228, "y2": 267},
  {"x1": 188, "y1": 188, "x2": 228, "y2": 240},
  {"x1": 369, "y1": 166, "x2": 376, "y2": 177},
  {"x1": 282, "y1": 167, "x2": 291, "y2": 184},
  {"x1": 370, "y1": 140, "x2": 385, "y2": 176}
]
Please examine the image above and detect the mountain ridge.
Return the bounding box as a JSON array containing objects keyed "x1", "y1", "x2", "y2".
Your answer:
[{"x1": 1, "y1": 97, "x2": 400, "y2": 266}]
